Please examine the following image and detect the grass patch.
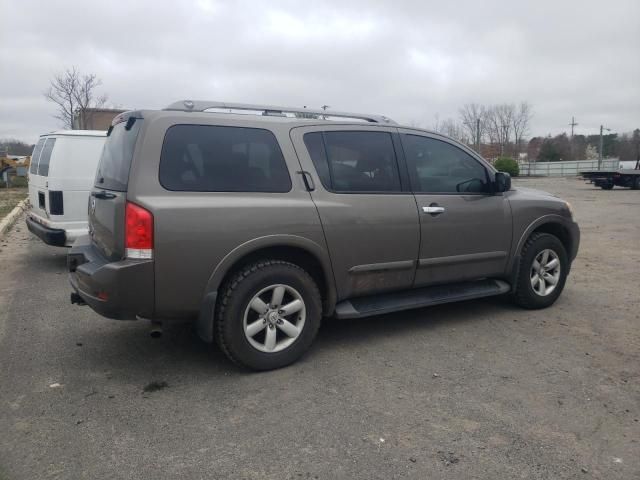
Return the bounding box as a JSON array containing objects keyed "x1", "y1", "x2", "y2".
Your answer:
[{"x1": 0, "y1": 187, "x2": 27, "y2": 222}]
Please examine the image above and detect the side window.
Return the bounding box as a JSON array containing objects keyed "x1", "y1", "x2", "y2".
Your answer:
[
  {"x1": 29, "y1": 138, "x2": 45, "y2": 174},
  {"x1": 304, "y1": 131, "x2": 401, "y2": 192},
  {"x1": 37, "y1": 138, "x2": 56, "y2": 177},
  {"x1": 159, "y1": 125, "x2": 291, "y2": 193},
  {"x1": 403, "y1": 135, "x2": 488, "y2": 193},
  {"x1": 303, "y1": 132, "x2": 331, "y2": 189}
]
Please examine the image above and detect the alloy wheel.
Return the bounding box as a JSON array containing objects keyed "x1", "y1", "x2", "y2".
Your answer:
[
  {"x1": 530, "y1": 249, "x2": 561, "y2": 297},
  {"x1": 242, "y1": 284, "x2": 306, "y2": 353}
]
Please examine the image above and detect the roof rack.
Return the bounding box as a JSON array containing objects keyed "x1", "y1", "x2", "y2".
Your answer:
[{"x1": 163, "y1": 100, "x2": 396, "y2": 124}]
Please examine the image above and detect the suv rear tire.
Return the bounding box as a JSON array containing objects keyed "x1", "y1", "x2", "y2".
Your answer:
[
  {"x1": 513, "y1": 233, "x2": 568, "y2": 309},
  {"x1": 215, "y1": 260, "x2": 322, "y2": 370}
]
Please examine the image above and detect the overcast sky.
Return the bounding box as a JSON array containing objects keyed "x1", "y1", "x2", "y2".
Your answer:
[{"x1": 1, "y1": 0, "x2": 638, "y2": 143}]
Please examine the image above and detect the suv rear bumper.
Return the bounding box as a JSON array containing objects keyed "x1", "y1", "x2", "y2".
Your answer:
[
  {"x1": 68, "y1": 235, "x2": 154, "y2": 320},
  {"x1": 26, "y1": 216, "x2": 66, "y2": 247}
]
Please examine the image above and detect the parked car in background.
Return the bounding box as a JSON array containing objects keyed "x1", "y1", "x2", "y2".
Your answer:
[
  {"x1": 27, "y1": 130, "x2": 106, "y2": 246},
  {"x1": 68, "y1": 101, "x2": 580, "y2": 371}
]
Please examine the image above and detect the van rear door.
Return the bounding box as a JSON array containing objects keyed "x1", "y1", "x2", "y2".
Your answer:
[
  {"x1": 28, "y1": 137, "x2": 55, "y2": 218},
  {"x1": 89, "y1": 114, "x2": 142, "y2": 261}
]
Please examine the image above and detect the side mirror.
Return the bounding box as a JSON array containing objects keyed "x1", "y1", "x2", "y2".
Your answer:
[{"x1": 495, "y1": 171, "x2": 511, "y2": 193}]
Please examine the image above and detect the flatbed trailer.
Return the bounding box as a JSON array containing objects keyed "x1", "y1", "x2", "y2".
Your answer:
[{"x1": 581, "y1": 168, "x2": 640, "y2": 190}]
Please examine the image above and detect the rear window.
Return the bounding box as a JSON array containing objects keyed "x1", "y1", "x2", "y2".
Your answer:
[
  {"x1": 29, "y1": 138, "x2": 45, "y2": 174},
  {"x1": 36, "y1": 138, "x2": 56, "y2": 176},
  {"x1": 95, "y1": 119, "x2": 142, "y2": 191},
  {"x1": 159, "y1": 125, "x2": 291, "y2": 192}
]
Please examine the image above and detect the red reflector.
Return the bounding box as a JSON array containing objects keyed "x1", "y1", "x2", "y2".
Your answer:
[
  {"x1": 97, "y1": 292, "x2": 109, "y2": 301},
  {"x1": 125, "y1": 202, "x2": 153, "y2": 251}
]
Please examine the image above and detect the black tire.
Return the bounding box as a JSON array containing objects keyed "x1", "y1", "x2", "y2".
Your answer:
[
  {"x1": 632, "y1": 176, "x2": 640, "y2": 190},
  {"x1": 601, "y1": 182, "x2": 614, "y2": 190},
  {"x1": 215, "y1": 260, "x2": 322, "y2": 371},
  {"x1": 513, "y1": 233, "x2": 568, "y2": 310}
]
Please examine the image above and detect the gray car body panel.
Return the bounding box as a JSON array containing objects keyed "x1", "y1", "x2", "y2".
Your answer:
[
  {"x1": 73, "y1": 108, "x2": 580, "y2": 331},
  {"x1": 396, "y1": 128, "x2": 514, "y2": 286}
]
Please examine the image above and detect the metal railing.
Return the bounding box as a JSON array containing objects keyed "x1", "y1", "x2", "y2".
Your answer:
[
  {"x1": 164, "y1": 100, "x2": 396, "y2": 124},
  {"x1": 518, "y1": 159, "x2": 619, "y2": 177}
]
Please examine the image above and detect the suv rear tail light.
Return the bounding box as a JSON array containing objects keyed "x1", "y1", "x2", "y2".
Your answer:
[{"x1": 125, "y1": 202, "x2": 153, "y2": 259}]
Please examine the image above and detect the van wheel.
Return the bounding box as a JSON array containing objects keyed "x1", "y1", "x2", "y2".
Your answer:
[
  {"x1": 513, "y1": 233, "x2": 568, "y2": 309},
  {"x1": 632, "y1": 177, "x2": 640, "y2": 190},
  {"x1": 215, "y1": 260, "x2": 322, "y2": 370}
]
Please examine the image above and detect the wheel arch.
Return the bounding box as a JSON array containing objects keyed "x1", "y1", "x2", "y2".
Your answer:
[
  {"x1": 507, "y1": 215, "x2": 575, "y2": 290},
  {"x1": 210, "y1": 234, "x2": 335, "y2": 308},
  {"x1": 196, "y1": 235, "x2": 336, "y2": 343}
]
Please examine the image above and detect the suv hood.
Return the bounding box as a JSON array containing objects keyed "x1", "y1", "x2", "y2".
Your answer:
[{"x1": 511, "y1": 186, "x2": 559, "y2": 200}]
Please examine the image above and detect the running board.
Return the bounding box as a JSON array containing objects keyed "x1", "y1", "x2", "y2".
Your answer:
[{"x1": 334, "y1": 279, "x2": 511, "y2": 319}]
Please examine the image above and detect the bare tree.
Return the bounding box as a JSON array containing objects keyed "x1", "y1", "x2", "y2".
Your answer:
[
  {"x1": 459, "y1": 103, "x2": 486, "y2": 151},
  {"x1": 511, "y1": 102, "x2": 532, "y2": 157},
  {"x1": 44, "y1": 67, "x2": 108, "y2": 129},
  {"x1": 486, "y1": 104, "x2": 515, "y2": 156},
  {"x1": 437, "y1": 118, "x2": 468, "y2": 144}
]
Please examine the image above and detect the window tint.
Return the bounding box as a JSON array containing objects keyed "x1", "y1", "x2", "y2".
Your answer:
[
  {"x1": 29, "y1": 138, "x2": 45, "y2": 174},
  {"x1": 36, "y1": 138, "x2": 56, "y2": 176},
  {"x1": 159, "y1": 125, "x2": 291, "y2": 192},
  {"x1": 95, "y1": 119, "x2": 141, "y2": 191},
  {"x1": 305, "y1": 131, "x2": 401, "y2": 192},
  {"x1": 403, "y1": 135, "x2": 488, "y2": 193}
]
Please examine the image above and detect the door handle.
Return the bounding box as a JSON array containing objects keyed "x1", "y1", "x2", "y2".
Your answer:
[
  {"x1": 91, "y1": 190, "x2": 116, "y2": 200},
  {"x1": 297, "y1": 171, "x2": 315, "y2": 192},
  {"x1": 422, "y1": 206, "x2": 445, "y2": 214}
]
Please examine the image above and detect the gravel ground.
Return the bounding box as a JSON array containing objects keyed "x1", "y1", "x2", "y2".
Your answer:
[{"x1": 0, "y1": 177, "x2": 638, "y2": 479}]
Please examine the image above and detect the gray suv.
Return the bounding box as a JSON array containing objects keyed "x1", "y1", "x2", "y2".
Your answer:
[{"x1": 68, "y1": 100, "x2": 580, "y2": 370}]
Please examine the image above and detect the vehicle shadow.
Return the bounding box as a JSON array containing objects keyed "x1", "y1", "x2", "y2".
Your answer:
[
  {"x1": 33, "y1": 250, "x2": 68, "y2": 271},
  {"x1": 72, "y1": 295, "x2": 517, "y2": 379}
]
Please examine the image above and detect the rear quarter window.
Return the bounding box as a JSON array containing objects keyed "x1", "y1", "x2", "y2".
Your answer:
[
  {"x1": 159, "y1": 125, "x2": 291, "y2": 192},
  {"x1": 29, "y1": 138, "x2": 45, "y2": 174},
  {"x1": 36, "y1": 138, "x2": 56, "y2": 176},
  {"x1": 95, "y1": 119, "x2": 142, "y2": 191}
]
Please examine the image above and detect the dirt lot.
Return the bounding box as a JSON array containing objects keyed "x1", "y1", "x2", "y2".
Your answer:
[
  {"x1": 0, "y1": 177, "x2": 638, "y2": 479},
  {"x1": 0, "y1": 188, "x2": 27, "y2": 222}
]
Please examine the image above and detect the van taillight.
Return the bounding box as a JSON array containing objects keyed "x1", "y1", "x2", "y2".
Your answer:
[
  {"x1": 49, "y1": 191, "x2": 64, "y2": 215},
  {"x1": 125, "y1": 202, "x2": 153, "y2": 259}
]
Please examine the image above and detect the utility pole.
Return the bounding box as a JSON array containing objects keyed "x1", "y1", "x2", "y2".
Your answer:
[
  {"x1": 321, "y1": 105, "x2": 330, "y2": 120},
  {"x1": 569, "y1": 117, "x2": 578, "y2": 139},
  {"x1": 476, "y1": 118, "x2": 481, "y2": 154},
  {"x1": 568, "y1": 117, "x2": 578, "y2": 161},
  {"x1": 598, "y1": 125, "x2": 611, "y2": 170}
]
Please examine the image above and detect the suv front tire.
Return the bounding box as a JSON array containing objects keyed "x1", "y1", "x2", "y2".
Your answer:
[
  {"x1": 513, "y1": 232, "x2": 568, "y2": 309},
  {"x1": 215, "y1": 260, "x2": 322, "y2": 370}
]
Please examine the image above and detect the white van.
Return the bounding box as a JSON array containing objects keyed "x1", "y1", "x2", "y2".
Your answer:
[{"x1": 26, "y1": 130, "x2": 106, "y2": 246}]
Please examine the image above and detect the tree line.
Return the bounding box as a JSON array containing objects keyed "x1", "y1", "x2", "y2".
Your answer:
[
  {"x1": 432, "y1": 102, "x2": 533, "y2": 159},
  {"x1": 0, "y1": 139, "x2": 34, "y2": 156},
  {"x1": 432, "y1": 102, "x2": 639, "y2": 163},
  {"x1": 529, "y1": 130, "x2": 640, "y2": 162}
]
